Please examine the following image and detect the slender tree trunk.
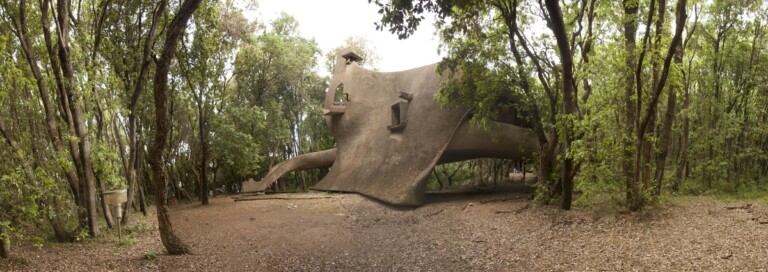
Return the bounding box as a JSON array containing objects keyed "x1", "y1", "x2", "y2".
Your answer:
[
  {"x1": 643, "y1": 0, "x2": 667, "y2": 192},
  {"x1": 432, "y1": 169, "x2": 445, "y2": 190},
  {"x1": 198, "y1": 103, "x2": 209, "y2": 205},
  {"x1": 498, "y1": 2, "x2": 559, "y2": 202},
  {"x1": 1, "y1": 119, "x2": 75, "y2": 242},
  {"x1": 89, "y1": 0, "x2": 113, "y2": 227},
  {"x1": 544, "y1": 0, "x2": 576, "y2": 210},
  {"x1": 540, "y1": 138, "x2": 557, "y2": 199},
  {"x1": 124, "y1": 0, "x2": 168, "y2": 224},
  {"x1": 52, "y1": 0, "x2": 99, "y2": 238},
  {"x1": 2, "y1": 0, "x2": 81, "y2": 204},
  {"x1": 0, "y1": 224, "x2": 8, "y2": 258},
  {"x1": 641, "y1": 115, "x2": 656, "y2": 190},
  {"x1": 654, "y1": 42, "x2": 683, "y2": 195},
  {"x1": 96, "y1": 174, "x2": 116, "y2": 228},
  {"x1": 137, "y1": 139, "x2": 149, "y2": 216},
  {"x1": 631, "y1": 0, "x2": 656, "y2": 195},
  {"x1": 300, "y1": 171, "x2": 307, "y2": 191},
  {"x1": 673, "y1": 72, "x2": 691, "y2": 191},
  {"x1": 9, "y1": 0, "x2": 95, "y2": 235},
  {"x1": 150, "y1": 0, "x2": 203, "y2": 255},
  {"x1": 39, "y1": 1, "x2": 86, "y2": 208},
  {"x1": 622, "y1": 0, "x2": 644, "y2": 211},
  {"x1": 637, "y1": 0, "x2": 687, "y2": 198},
  {"x1": 139, "y1": 177, "x2": 148, "y2": 215}
]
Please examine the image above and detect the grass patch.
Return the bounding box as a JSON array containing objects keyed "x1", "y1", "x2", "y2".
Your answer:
[
  {"x1": 114, "y1": 235, "x2": 138, "y2": 247},
  {"x1": 709, "y1": 188, "x2": 768, "y2": 204},
  {"x1": 142, "y1": 251, "x2": 157, "y2": 260},
  {"x1": 122, "y1": 220, "x2": 151, "y2": 235},
  {"x1": 666, "y1": 195, "x2": 703, "y2": 206}
]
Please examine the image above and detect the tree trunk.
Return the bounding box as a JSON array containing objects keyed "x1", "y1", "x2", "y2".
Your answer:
[
  {"x1": 0, "y1": 224, "x2": 8, "y2": 258},
  {"x1": 641, "y1": 116, "x2": 656, "y2": 190},
  {"x1": 622, "y1": 0, "x2": 644, "y2": 211},
  {"x1": 2, "y1": 0, "x2": 81, "y2": 204},
  {"x1": 41, "y1": 1, "x2": 85, "y2": 211},
  {"x1": 645, "y1": 0, "x2": 667, "y2": 192},
  {"x1": 198, "y1": 103, "x2": 209, "y2": 205},
  {"x1": 96, "y1": 174, "x2": 116, "y2": 228},
  {"x1": 673, "y1": 70, "x2": 691, "y2": 191},
  {"x1": 540, "y1": 138, "x2": 558, "y2": 201},
  {"x1": 500, "y1": 3, "x2": 559, "y2": 201},
  {"x1": 138, "y1": 141, "x2": 149, "y2": 216},
  {"x1": 212, "y1": 162, "x2": 220, "y2": 195},
  {"x1": 123, "y1": 0, "x2": 168, "y2": 225},
  {"x1": 433, "y1": 169, "x2": 445, "y2": 190},
  {"x1": 138, "y1": 171, "x2": 148, "y2": 215},
  {"x1": 53, "y1": 0, "x2": 100, "y2": 238},
  {"x1": 1, "y1": 113, "x2": 75, "y2": 242},
  {"x1": 654, "y1": 42, "x2": 683, "y2": 195},
  {"x1": 150, "y1": 0, "x2": 203, "y2": 255},
  {"x1": 300, "y1": 171, "x2": 307, "y2": 191},
  {"x1": 544, "y1": 0, "x2": 576, "y2": 210},
  {"x1": 654, "y1": 91, "x2": 676, "y2": 194},
  {"x1": 637, "y1": 0, "x2": 687, "y2": 199},
  {"x1": 2, "y1": 0, "x2": 100, "y2": 235}
]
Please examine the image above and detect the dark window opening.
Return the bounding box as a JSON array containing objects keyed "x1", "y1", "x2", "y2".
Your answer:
[
  {"x1": 392, "y1": 103, "x2": 401, "y2": 124},
  {"x1": 334, "y1": 84, "x2": 349, "y2": 106},
  {"x1": 388, "y1": 101, "x2": 408, "y2": 131}
]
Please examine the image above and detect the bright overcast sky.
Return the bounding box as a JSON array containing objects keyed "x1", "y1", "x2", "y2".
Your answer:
[{"x1": 246, "y1": 0, "x2": 443, "y2": 73}]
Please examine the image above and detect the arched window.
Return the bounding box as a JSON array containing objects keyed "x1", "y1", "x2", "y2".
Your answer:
[{"x1": 333, "y1": 83, "x2": 348, "y2": 106}]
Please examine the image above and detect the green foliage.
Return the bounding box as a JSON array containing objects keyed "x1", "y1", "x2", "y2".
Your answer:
[
  {"x1": 115, "y1": 237, "x2": 138, "y2": 247},
  {"x1": 0, "y1": 221, "x2": 13, "y2": 247},
  {"x1": 711, "y1": 188, "x2": 768, "y2": 205},
  {"x1": 92, "y1": 142, "x2": 127, "y2": 190},
  {"x1": 0, "y1": 169, "x2": 40, "y2": 218},
  {"x1": 142, "y1": 251, "x2": 158, "y2": 260},
  {"x1": 427, "y1": 159, "x2": 529, "y2": 191},
  {"x1": 0, "y1": 0, "x2": 766, "y2": 255},
  {"x1": 369, "y1": 0, "x2": 455, "y2": 39},
  {"x1": 0, "y1": 167, "x2": 43, "y2": 251},
  {"x1": 372, "y1": 0, "x2": 768, "y2": 209},
  {"x1": 75, "y1": 229, "x2": 90, "y2": 242},
  {"x1": 225, "y1": 13, "x2": 329, "y2": 191},
  {"x1": 123, "y1": 220, "x2": 152, "y2": 235},
  {"x1": 324, "y1": 36, "x2": 381, "y2": 73},
  {"x1": 211, "y1": 110, "x2": 264, "y2": 177}
]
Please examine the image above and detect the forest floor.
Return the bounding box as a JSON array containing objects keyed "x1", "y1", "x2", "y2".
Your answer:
[{"x1": 2, "y1": 184, "x2": 768, "y2": 271}]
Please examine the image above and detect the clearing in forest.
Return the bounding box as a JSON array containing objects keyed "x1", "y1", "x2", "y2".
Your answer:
[{"x1": 2, "y1": 186, "x2": 767, "y2": 271}]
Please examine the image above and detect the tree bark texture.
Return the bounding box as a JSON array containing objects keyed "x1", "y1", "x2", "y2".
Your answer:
[
  {"x1": 124, "y1": 0, "x2": 168, "y2": 225},
  {"x1": 544, "y1": 0, "x2": 576, "y2": 210},
  {"x1": 0, "y1": 225, "x2": 9, "y2": 258},
  {"x1": 637, "y1": 0, "x2": 687, "y2": 195},
  {"x1": 150, "y1": 0, "x2": 203, "y2": 255},
  {"x1": 654, "y1": 41, "x2": 683, "y2": 195},
  {"x1": 2, "y1": 0, "x2": 81, "y2": 204},
  {"x1": 622, "y1": 0, "x2": 644, "y2": 211},
  {"x1": 52, "y1": 0, "x2": 100, "y2": 238}
]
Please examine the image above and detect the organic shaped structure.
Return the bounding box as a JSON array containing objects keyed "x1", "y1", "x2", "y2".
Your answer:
[{"x1": 242, "y1": 48, "x2": 538, "y2": 205}]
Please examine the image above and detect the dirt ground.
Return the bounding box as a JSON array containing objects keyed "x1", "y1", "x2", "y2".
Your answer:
[{"x1": 2, "y1": 185, "x2": 768, "y2": 271}]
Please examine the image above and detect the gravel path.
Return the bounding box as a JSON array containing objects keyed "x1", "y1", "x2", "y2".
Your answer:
[{"x1": 2, "y1": 187, "x2": 767, "y2": 271}]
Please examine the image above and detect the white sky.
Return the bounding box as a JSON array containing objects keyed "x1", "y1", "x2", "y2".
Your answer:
[{"x1": 246, "y1": 0, "x2": 443, "y2": 73}]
